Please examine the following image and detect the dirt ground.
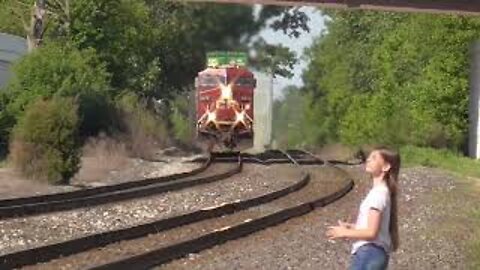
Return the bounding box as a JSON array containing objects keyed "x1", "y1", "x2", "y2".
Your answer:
[
  {"x1": 0, "y1": 167, "x2": 60, "y2": 198},
  {"x1": 0, "y1": 153, "x2": 201, "y2": 199}
]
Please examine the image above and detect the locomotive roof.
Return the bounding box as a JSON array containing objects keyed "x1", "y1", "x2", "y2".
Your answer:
[{"x1": 198, "y1": 67, "x2": 254, "y2": 77}]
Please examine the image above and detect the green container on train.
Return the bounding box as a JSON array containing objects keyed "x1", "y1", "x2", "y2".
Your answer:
[{"x1": 207, "y1": 51, "x2": 248, "y2": 68}]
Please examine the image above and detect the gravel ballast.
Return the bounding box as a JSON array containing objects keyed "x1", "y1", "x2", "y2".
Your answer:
[
  {"x1": 24, "y1": 165, "x2": 350, "y2": 269},
  {"x1": 157, "y1": 165, "x2": 476, "y2": 270},
  {"x1": 0, "y1": 163, "x2": 298, "y2": 255}
]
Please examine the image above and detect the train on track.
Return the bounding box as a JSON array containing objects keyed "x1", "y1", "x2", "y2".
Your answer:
[{"x1": 195, "y1": 52, "x2": 256, "y2": 151}]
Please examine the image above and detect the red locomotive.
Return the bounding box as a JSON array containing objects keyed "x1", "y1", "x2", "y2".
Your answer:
[{"x1": 195, "y1": 52, "x2": 256, "y2": 150}]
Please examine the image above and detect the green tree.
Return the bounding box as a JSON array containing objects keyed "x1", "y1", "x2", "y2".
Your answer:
[
  {"x1": 3, "y1": 42, "x2": 112, "y2": 139},
  {"x1": 303, "y1": 10, "x2": 480, "y2": 150},
  {"x1": 0, "y1": 0, "x2": 71, "y2": 50},
  {"x1": 1, "y1": 1, "x2": 311, "y2": 98},
  {"x1": 144, "y1": 2, "x2": 309, "y2": 96},
  {"x1": 272, "y1": 86, "x2": 308, "y2": 148},
  {"x1": 303, "y1": 11, "x2": 406, "y2": 143}
]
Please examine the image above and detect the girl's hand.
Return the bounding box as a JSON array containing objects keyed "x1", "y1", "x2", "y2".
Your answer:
[
  {"x1": 326, "y1": 225, "x2": 347, "y2": 239},
  {"x1": 326, "y1": 220, "x2": 352, "y2": 240}
]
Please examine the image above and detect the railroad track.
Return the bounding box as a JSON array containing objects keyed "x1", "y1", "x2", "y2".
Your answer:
[
  {"x1": 285, "y1": 149, "x2": 364, "y2": 166},
  {"x1": 84, "y1": 150, "x2": 353, "y2": 270},
  {"x1": 211, "y1": 149, "x2": 362, "y2": 166},
  {"x1": 209, "y1": 149, "x2": 324, "y2": 165},
  {"x1": 0, "y1": 154, "x2": 294, "y2": 269},
  {"x1": 0, "y1": 154, "x2": 242, "y2": 219},
  {"x1": 0, "y1": 150, "x2": 354, "y2": 270},
  {"x1": 0, "y1": 158, "x2": 203, "y2": 208}
]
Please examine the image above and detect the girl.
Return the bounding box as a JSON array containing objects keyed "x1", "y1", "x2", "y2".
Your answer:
[{"x1": 326, "y1": 147, "x2": 400, "y2": 270}]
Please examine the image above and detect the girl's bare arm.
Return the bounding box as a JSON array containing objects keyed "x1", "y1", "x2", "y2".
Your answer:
[{"x1": 327, "y1": 209, "x2": 382, "y2": 241}]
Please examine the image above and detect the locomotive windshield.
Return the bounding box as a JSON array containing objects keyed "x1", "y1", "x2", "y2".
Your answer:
[
  {"x1": 198, "y1": 75, "x2": 226, "y2": 87},
  {"x1": 231, "y1": 77, "x2": 256, "y2": 88}
]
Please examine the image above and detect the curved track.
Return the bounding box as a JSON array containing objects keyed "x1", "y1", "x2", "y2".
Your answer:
[
  {"x1": 0, "y1": 155, "x2": 244, "y2": 219},
  {"x1": 208, "y1": 149, "x2": 324, "y2": 165},
  {"x1": 0, "y1": 150, "x2": 354, "y2": 269},
  {"x1": 0, "y1": 158, "x2": 210, "y2": 208},
  {"x1": 85, "y1": 151, "x2": 353, "y2": 270}
]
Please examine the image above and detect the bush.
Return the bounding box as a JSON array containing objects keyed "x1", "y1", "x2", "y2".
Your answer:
[
  {"x1": 4, "y1": 42, "x2": 112, "y2": 140},
  {"x1": 169, "y1": 94, "x2": 195, "y2": 146},
  {"x1": 115, "y1": 92, "x2": 168, "y2": 158},
  {"x1": 0, "y1": 92, "x2": 15, "y2": 157},
  {"x1": 10, "y1": 97, "x2": 80, "y2": 184},
  {"x1": 73, "y1": 133, "x2": 129, "y2": 183}
]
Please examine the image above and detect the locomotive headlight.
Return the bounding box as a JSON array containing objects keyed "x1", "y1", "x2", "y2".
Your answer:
[
  {"x1": 220, "y1": 84, "x2": 233, "y2": 101},
  {"x1": 207, "y1": 110, "x2": 217, "y2": 123},
  {"x1": 245, "y1": 103, "x2": 251, "y2": 110},
  {"x1": 235, "y1": 110, "x2": 248, "y2": 127}
]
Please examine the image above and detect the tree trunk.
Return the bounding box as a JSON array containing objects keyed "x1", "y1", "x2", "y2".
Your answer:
[{"x1": 26, "y1": 0, "x2": 46, "y2": 52}]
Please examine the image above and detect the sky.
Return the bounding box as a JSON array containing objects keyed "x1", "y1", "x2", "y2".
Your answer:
[{"x1": 257, "y1": 6, "x2": 327, "y2": 99}]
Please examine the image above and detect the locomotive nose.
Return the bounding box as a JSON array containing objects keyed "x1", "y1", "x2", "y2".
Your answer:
[{"x1": 215, "y1": 106, "x2": 236, "y2": 121}]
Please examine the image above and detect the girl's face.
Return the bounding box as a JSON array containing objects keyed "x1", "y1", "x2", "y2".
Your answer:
[{"x1": 365, "y1": 150, "x2": 391, "y2": 177}]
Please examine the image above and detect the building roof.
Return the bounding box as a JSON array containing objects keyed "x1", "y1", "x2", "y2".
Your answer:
[{"x1": 0, "y1": 33, "x2": 27, "y2": 89}]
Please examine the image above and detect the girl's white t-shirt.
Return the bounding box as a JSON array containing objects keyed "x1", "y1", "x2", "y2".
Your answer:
[{"x1": 352, "y1": 184, "x2": 391, "y2": 254}]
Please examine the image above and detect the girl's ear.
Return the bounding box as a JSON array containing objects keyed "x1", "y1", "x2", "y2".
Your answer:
[{"x1": 382, "y1": 163, "x2": 391, "y2": 173}]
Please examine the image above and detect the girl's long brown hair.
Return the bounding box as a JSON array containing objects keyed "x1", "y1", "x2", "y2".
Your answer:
[{"x1": 376, "y1": 147, "x2": 401, "y2": 252}]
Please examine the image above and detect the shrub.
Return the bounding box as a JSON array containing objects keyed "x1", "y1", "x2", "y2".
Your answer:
[
  {"x1": 169, "y1": 94, "x2": 195, "y2": 146},
  {"x1": 10, "y1": 97, "x2": 80, "y2": 184},
  {"x1": 73, "y1": 133, "x2": 129, "y2": 183},
  {"x1": 0, "y1": 92, "x2": 15, "y2": 157},
  {"x1": 4, "y1": 42, "x2": 112, "y2": 140},
  {"x1": 115, "y1": 92, "x2": 168, "y2": 158}
]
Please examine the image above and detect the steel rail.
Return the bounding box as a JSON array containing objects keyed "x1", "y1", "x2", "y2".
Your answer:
[
  {"x1": 0, "y1": 155, "x2": 242, "y2": 219},
  {"x1": 87, "y1": 151, "x2": 354, "y2": 270},
  {"x1": 0, "y1": 153, "x2": 310, "y2": 269},
  {"x1": 0, "y1": 156, "x2": 211, "y2": 208}
]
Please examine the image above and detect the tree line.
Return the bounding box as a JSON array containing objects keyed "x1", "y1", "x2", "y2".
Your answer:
[
  {"x1": 0, "y1": 0, "x2": 308, "y2": 183},
  {"x1": 274, "y1": 10, "x2": 480, "y2": 153}
]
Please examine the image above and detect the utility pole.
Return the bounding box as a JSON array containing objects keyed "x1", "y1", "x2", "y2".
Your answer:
[
  {"x1": 252, "y1": 70, "x2": 273, "y2": 153},
  {"x1": 263, "y1": 70, "x2": 274, "y2": 149},
  {"x1": 469, "y1": 41, "x2": 480, "y2": 159}
]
